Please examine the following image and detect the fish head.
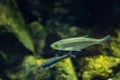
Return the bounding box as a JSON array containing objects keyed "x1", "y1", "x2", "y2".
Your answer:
[{"x1": 50, "y1": 41, "x2": 63, "y2": 50}]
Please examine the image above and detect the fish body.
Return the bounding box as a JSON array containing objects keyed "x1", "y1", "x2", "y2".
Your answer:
[
  {"x1": 39, "y1": 53, "x2": 71, "y2": 68},
  {"x1": 50, "y1": 35, "x2": 110, "y2": 51}
]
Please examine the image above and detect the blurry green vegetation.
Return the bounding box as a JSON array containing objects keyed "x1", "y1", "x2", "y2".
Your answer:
[
  {"x1": 111, "y1": 29, "x2": 120, "y2": 57},
  {"x1": 29, "y1": 21, "x2": 47, "y2": 53},
  {"x1": 6, "y1": 55, "x2": 49, "y2": 80},
  {"x1": 0, "y1": 0, "x2": 120, "y2": 80},
  {"x1": 78, "y1": 55, "x2": 120, "y2": 80},
  {"x1": 111, "y1": 71, "x2": 120, "y2": 80},
  {"x1": 0, "y1": 1, "x2": 35, "y2": 53},
  {"x1": 6, "y1": 55, "x2": 77, "y2": 80},
  {"x1": 57, "y1": 26, "x2": 91, "y2": 38},
  {"x1": 55, "y1": 58, "x2": 77, "y2": 80}
]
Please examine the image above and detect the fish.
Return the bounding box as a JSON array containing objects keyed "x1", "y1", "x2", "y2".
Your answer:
[
  {"x1": 50, "y1": 35, "x2": 110, "y2": 51},
  {"x1": 39, "y1": 52, "x2": 73, "y2": 68}
]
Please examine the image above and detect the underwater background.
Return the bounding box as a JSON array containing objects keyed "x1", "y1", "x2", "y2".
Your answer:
[{"x1": 0, "y1": 0, "x2": 120, "y2": 80}]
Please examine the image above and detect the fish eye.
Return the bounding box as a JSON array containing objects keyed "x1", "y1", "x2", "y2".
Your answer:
[{"x1": 55, "y1": 44, "x2": 59, "y2": 47}]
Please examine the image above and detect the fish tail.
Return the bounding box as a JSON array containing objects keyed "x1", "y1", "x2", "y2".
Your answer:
[
  {"x1": 100, "y1": 35, "x2": 110, "y2": 48},
  {"x1": 102, "y1": 35, "x2": 111, "y2": 42}
]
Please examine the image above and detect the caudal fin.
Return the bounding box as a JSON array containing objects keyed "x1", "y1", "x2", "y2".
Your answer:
[
  {"x1": 102, "y1": 35, "x2": 111, "y2": 41},
  {"x1": 101, "y1": 35, "x2": 111, "y2": 48}
]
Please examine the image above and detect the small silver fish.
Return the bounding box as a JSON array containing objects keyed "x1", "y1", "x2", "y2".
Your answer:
[
  {"x1": 50, "y1": 35, "x2": 110, "y2": 51},
  {"x1": 39, "y1": 53, "x2": 72, "y2": 68}
]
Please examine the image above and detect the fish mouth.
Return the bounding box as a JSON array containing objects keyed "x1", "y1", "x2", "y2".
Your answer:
[
  {"x1": 50, "y1": 44, "x2": 54, "y2": 48},
  {"x1": 50, "y1": 43, "x2": 57, "y2": 49}
]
